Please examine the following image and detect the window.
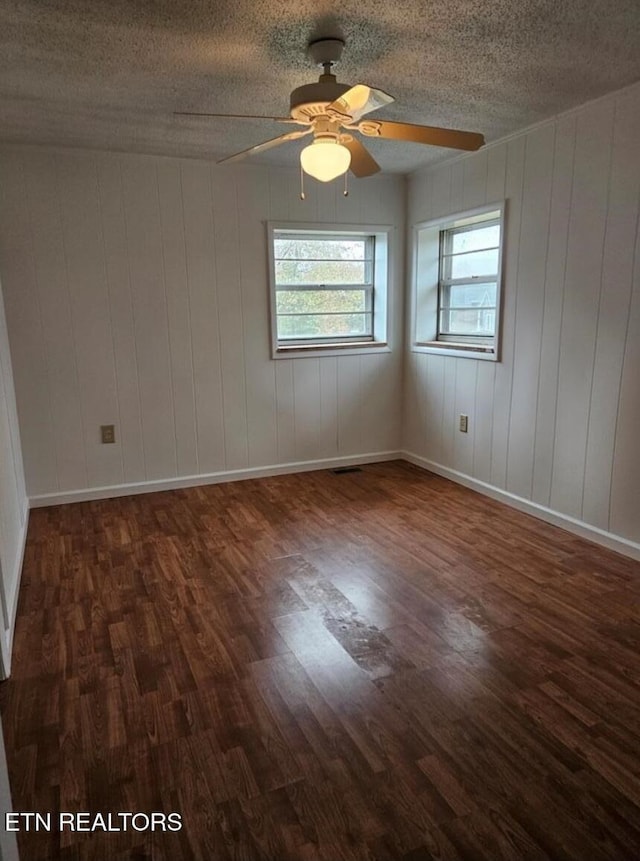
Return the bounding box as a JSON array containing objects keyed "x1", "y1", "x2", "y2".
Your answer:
[
  {"x1": 268, "y1": 224, "x2": 391, "y2": 357},
  {"x1": 412, "y1": 204, "x2": 505, "y2": 360},
  {"x1": 438, "y1": 218, "x2": 500, "y2": 342}
]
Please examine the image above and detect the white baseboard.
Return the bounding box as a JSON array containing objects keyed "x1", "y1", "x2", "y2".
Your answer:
[
  {"x1": 402, "y1": 451, "x2": 640, "y2": 562},
  {"x1": 29, "y1": 451, "x2": 403, "y2": 508}
]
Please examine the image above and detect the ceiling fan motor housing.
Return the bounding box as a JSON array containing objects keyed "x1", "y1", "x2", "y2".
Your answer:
[
  {"x1": 289, "y1": 39, "x2": 352, "y2": 121},
  {"x1": 289, "y1": 79, "x2": 352, "y2": 121}
]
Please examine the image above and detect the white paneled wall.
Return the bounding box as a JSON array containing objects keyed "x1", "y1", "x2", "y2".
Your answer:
[
  {"x1": 405, "y1": 82, "x2": 640, "y2": 547},
  {"x1": 0, "y1": 275, "x2": 28, "y2": 675},
  {"x1": 0, "y1": 150, "x2": 404, "y2": 502}
]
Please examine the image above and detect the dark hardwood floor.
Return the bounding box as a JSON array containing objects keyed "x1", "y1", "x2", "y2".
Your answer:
[{"x1": 2, "y1": 461, "x2": 640, "y2": 860}]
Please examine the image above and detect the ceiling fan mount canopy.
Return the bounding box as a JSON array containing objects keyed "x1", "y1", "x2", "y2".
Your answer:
[{"x1": 306, "y1": 37, "x2": 346, "y2": 69}]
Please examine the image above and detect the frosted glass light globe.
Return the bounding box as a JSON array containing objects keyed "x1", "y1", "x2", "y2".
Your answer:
[{"x1": 300, "y1": 140, "x2": 351, "y2": 182}]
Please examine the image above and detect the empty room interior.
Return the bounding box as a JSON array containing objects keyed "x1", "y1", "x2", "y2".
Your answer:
[{"x1": 1, "y1": 1, "x2": 640, "y2": 859}]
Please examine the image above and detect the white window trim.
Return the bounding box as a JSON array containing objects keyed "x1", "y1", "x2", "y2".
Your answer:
[
  {"x1": 410, "y1": 202, "x2": 506, "y2": 362},
  {"x1": 267, "y1": 221, "x2": 393, "y2": 359}
]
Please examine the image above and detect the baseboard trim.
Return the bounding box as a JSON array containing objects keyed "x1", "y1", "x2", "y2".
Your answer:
[
  {"x1": 29, "y1": 451, "x2": 403, "y2": 508},
  {"x1": 402, "y1": 451, "x2": 640, "y2": 562},
  {"x1": 27, "y1": 450, "x2": 640, "y2": 563}
]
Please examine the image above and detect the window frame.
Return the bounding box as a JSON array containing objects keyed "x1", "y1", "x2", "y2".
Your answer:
[
  {"x1": 267, "y1": 222, "x2": 392, "y2": 359},
  {"x1": 411, "y1": 202, "x2": 506, "y2": 361}
]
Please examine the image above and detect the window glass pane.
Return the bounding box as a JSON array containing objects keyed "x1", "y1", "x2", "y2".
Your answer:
[
  {"x1": 277, "y1": 289, "x2": 367, "y2": 315},
  {"x1": 449, "y1": 247, "x2": 499, "y2": 280},
  {"x1": 450, "y1": 224, "x2": 499, "y2": 254},
  {"x1": 274, "y1": 237, "x2": 370, "y2": 261},
  {"x1": 440, "y1": 308, "x2": 496, "y2": 336},
  {"x1": 271, "y1": 230, "x2": 383, "y2": 348},
  {"x1": 275, "y1": 259, "x2": 370, "y2": 286},
  {"x1": 277, "y1": 313, "x2": 371, "y2": 340},
  {"x1": 445, "y1": 283, "x2": 496, "y2": 309}
]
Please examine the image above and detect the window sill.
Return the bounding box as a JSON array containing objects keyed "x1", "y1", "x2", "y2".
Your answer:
[
  {"x1": 412, "y1": 340, "x2": 498, "y2": 361},
  {"x1": 273, "y1": 341, "x2": 390, "y2": 359}
]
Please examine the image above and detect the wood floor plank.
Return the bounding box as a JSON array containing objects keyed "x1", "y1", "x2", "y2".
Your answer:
[{"x1": 2, "y1": 461, "x2": 640, "y2": 859}]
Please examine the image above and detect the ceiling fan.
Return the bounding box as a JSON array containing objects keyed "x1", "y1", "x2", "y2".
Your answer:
[{"x1": 176, "y1": 38, "x2": 485, "y2": 184}]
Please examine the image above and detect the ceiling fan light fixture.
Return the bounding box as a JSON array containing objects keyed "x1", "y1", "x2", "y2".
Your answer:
[{"x1": 300, "y1": 138, "x2": 351, "y2": 182}]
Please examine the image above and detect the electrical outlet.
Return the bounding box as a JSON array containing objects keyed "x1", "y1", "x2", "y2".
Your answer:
[
  {"x1": 100, "y1": 424, "x2": 115, "y2": 444},
  {"x1": 459, "y1": 414, "x2": 468, "y2": 433}
]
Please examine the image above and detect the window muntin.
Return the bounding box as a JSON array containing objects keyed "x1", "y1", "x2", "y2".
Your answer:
[
  {"x1": 437, "y1": 217, "x2": 501, "y2": 343},
  {"x1": 273, "y1": 233, "x2": 375, "y2": 345}
]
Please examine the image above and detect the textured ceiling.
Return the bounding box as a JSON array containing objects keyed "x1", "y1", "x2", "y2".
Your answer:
[{"x1": 1, "y1": 0, "x2": 640, "y2": 173}]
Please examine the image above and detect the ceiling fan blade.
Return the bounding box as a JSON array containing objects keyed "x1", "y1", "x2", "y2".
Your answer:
[
  {"x1": 217, "y1": 129, "x2": 312, "y2": 165},
  {"x1": 327, "y1": 84, "x2": 394, "y2": 122},
  {"x1": 175, "y1": 111, "x2": 302, "y2": 125},
  {"x1": 341, "y1": 136, "x2": 380, "y2": 178},
  {"x1": 358, "y1": 119, "x2": 484, "y2": 151}
]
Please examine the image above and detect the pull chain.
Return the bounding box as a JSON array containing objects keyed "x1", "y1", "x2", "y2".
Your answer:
[
  {"x1": 300, "y1": 165, "x2": 306, "y2": 200},
  {"x1": 343, "y1": 170, "x2": 349, "y2": 197}
]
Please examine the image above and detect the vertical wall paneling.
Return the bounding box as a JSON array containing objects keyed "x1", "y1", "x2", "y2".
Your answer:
[
  {"x1": 462, "y1": 151, "x2": 488, "y2": 211},
  {"x1": 441, "y1": 359, "x2": 457, "y2": 467},
  {"x1": 490, "y1": 135, "x2": 526, "y2": 489},
  {"x1": 332, "y1": 166, "x2": 362, "y2": 224},
  {"x1": 423, "y1": 355, "x2": 445, "y2": 463},
  {"x1": 582, "y1": 87, "x2": 640, "y2": 531},
  {"x1": 337, "y1": 356, "x2": 362, "y2": 455},
  {"x1": 287, "y1": 166, "x2": 318, "y2": 222},
  {"x1": 27, "y1": 152, "x2": 87, "y2": 492},
  {"x1": 210, "y1": 167, "x2": 249, "y2": 470},
  {"x1": 411, "y1": 354, "x2": 426, "y2": 456},
  {"x1": 360, "y1": 353, "x2": 396, "y2": 454},
  {"x1": 609, "y1": 219, "x2": 640, "y2": 541},
  {"x1": 453, "y1": 359, "x2": 477, "y2": 476},
  {"x1": 550, "y1": 100, "x2": 615, "y2": 518},
  {"x1": 274, "y1": 359, "x2": 296, "y2": 464},
  {"x1": 406, "y1": 80, "x2": 640, "y2": 548},
  {"x1": 121, "y1": 158, "x2": 177, "y2": 480},
  {"x1": 531, "y1": 117, "x2": 577, "y2": 507},
  {"x1": 156, "y1": 159, "x2": 199, "y2": 477},
  {"x1": 99, "y1": 156, "x2": 146, "y2": 483},
  {"x1": 449, "y1": 160, "x2": 464, "y2": 214},
  {"x1": 0, "y1": 150, "x2": 403, "y2": 501},
  {"x1": 0, "y1": 153, "x2": 57, "y2": 495},
  {"x1": 236, "y1": 166, "x2": 278, "y2": 467},
  {"x1": 473, "y1": 144, "x2": 506, "y2": 484},
  {"x1": 485, "y1": 145, "x2": 507, "y2": 202},
  {"x1": 505, "y1": 124, "x2": 555, "y2": 499},
  {"x1": 431, "y1": 164, "x2": 452, "y2": 216},
  {"x1": 472, "y1": 361, "x2": 496, "y2": 484},
  {"x1": 267, "y1": 168, "x2": 289, "y2": 221},
  {"x1": 314, "y1": 180, "x2": 338, "y2": 224},
  {"x1": 318, "y1": 357, "x2": 338, "y2": 458},
  {"x1": 402, "y1": 352, "x2": 422, "y2": 455},
  {"x1": 293, "y1": 359, "x2": 321, "y2": 461},
  {"x1": 179, "y1": 160, "x2": 226, "y2": 474},
  {"x1": 404, "y1": 171, "x2": 431, "y2": 455},
  {"x1": 57, "y1": 152, "x2": 122, "y2": 489}
]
